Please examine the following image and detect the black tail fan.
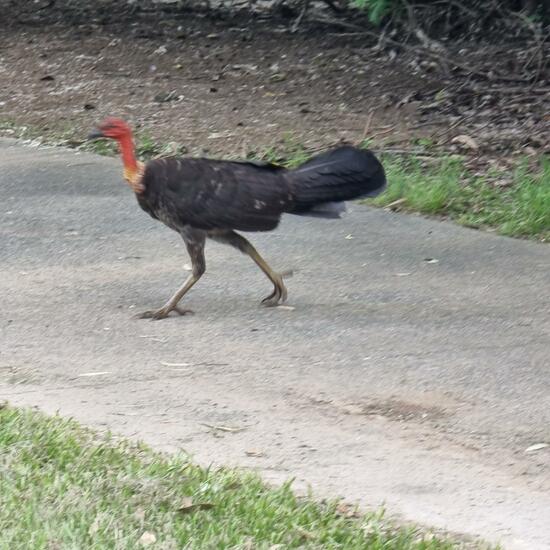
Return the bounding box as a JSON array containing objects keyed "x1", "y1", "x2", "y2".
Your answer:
[{"x1": 285, "y1": 146, "x2": 386, "y2": 219}]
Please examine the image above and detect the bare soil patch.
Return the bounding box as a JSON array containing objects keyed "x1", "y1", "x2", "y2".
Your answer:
[{"x1": 1, "y1": 3, "x2": 548, "y2": 166}]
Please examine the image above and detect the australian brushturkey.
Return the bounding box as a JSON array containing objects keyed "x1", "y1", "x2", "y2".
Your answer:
[{"x1": 88, "y1": 118, "x2": 386, "y2": 319}]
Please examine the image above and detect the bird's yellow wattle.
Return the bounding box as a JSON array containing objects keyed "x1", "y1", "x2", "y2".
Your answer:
[
  {"x1": 123, "y1": 166, "x2": 136, "y2": 181},
  {"x1": 123, "y1": 162, "x2": 145, "y2": 194}
]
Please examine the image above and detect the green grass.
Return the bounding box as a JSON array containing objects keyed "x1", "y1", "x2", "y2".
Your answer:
[
  {"x1": 367, "y1": 155, "x2": 550, "y2": 241},
  {"x1": 251, "y1": 132, "x2": 311, "y2": 168},
  {"x1": 0, "y1": 405, "x2": 463, "y2": 550}
]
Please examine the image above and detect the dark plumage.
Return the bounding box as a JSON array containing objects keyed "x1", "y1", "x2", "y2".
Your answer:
[
  {"x1": 89, "y1": 118, "x2": 386, "y2": 319},
  {"x1": 137, "y1": 147, "x2": 385, "y2": 232}
]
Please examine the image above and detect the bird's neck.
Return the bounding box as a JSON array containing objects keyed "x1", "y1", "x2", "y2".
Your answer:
[{"x1": 118, "y1": 134, "x2": 144, "y2": 194}]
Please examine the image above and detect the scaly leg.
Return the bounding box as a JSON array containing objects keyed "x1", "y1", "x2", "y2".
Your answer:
[
  {"x1": 209, "y1": 230, "x2": 289, "y2": 307},
  {"x1": 140, "y1": 232, "x2": 206, "y2": 320}
]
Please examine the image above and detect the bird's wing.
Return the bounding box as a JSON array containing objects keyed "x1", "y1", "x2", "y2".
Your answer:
[{"x1": 142, "y1": 157, "x2": 293, "y2": 232}]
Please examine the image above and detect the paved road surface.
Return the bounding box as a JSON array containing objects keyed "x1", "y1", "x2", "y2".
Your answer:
[{"x1": 1, "y1": 139, "x2": 549, "y2": 549}]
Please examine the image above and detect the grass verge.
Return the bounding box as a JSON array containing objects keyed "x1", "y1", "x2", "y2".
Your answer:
[
  {"x1": 368, "y1": 155, "x2": 550, "y2": 242},
  {"x1": 0, "y1": 405, "x2": 464, "y2": 549}
]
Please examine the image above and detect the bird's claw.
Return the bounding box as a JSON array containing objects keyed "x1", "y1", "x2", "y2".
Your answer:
[
  {"x1": 261, "y1": 272, "x2": 288, "y2": 307},
  {"x1": 261, "y1": 295, "x2": 284, "y2": 307},
  {"x1": 138, "y1": 306, "x2": 194, "y2": 320}
]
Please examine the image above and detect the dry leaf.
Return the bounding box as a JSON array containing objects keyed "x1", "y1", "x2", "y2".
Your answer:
[
  {"x1": 179, "y1": 496, "x2": 193, "y2": 510},
  {"x1": 139, "y1": 531, "x2": 156, "y2": 546},
  {"x1": 245, "y1": 450, "x2": 265, "y2": 457},
  {"x1": 295, "y1": 526, "x2": 315, "y2": 540},
  {"x1": 139, "y1": 335, "x2": 168, "y2": 343},
  {"x1": 335, "y1": 502, "x2": 361, "y2": 518},
  {"x1": 88, "y1": 516, "x2": 101, "y2": 536},
  {"x1": 451, "y1": 134, "x2": 479, "y2": 151},
  {"x1": 525, "y1": 443, "x2": 549, "y2": 453},
  {"x1": 178, "y1": 497, "x2": 215, "y2": 514}
]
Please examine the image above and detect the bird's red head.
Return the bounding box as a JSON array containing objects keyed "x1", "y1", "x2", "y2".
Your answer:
[
  {"x1": 88, "y1": 118, "x2": 144, "y2": 192},
  {"x1": 88, "y1": 117, "x2": 132, "y2": 140}
]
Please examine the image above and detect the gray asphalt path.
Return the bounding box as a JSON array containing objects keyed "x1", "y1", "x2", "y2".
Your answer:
[{"x1": 1, "y1": 139, "x2": 549, "y2": 549}]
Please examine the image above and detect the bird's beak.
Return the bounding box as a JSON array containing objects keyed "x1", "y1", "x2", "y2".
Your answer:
[{"x1": 87, "y1": 128, "x2": 105, "y2": 140}]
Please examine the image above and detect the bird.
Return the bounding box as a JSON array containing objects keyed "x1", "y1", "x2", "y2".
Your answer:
[{"x1": 88, "y1": 117, "x2": 386, "y2": 319}]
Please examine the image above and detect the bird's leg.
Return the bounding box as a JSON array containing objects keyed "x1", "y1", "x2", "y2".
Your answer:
[
  {"x1": 210, "y1": 230, "x2": 289, "y2": 307},
  {"x1": 139, "y1": 276, "x2": 197, "y2": 320},
  {"x1": 139, "y1": 234, "x2": 206, "y2": 320}
]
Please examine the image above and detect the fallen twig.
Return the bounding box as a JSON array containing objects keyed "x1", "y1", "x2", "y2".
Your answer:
[
  {"x1": 291, "y1": 0, "x2": 310, "y2": 32},
  {"x1": 385, "y1": 198, "x2": 407, "y2": 209},
  {"x1": 361, "y1": 109, "x2": 375, "y2": 141},
  {"x1": 369, "y1": 126, "x2": 396, "y2": 139},
  {"x1": 201, "y1": 423, "x2": 247, "y2": 433}
]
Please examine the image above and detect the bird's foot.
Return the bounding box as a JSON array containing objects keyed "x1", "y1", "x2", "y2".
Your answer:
[
  {"x1": 261, "y1": 271, "x2": 291, "y2": 307},
  {"x1": 138, "y1": 305, "x2": 194, "y2": 320}
]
